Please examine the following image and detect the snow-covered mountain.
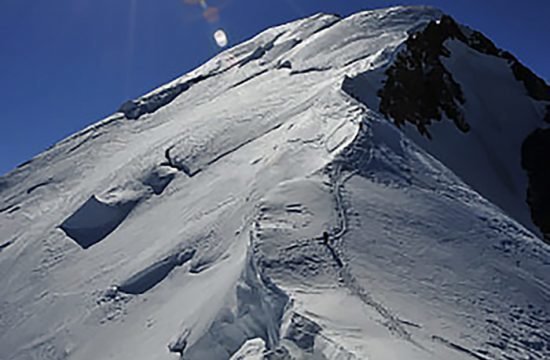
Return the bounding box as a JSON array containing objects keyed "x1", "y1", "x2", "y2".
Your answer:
[{"x1": 1, "y1": 6, "x2": 549, "y2": 360}]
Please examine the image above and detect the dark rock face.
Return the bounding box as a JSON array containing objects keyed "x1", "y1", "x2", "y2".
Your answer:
[
  {"x1": 378, "y1": 15, "x2": 469, "y2": 139},
  {"x1": 378, "y1": 14, "x2": 550, "y2": 241},
  {"x1": 378, "y1": 15, "x2": 550, "y2": 138},
  {"x1": 522, "y1": 129, "x2": 550, "y2": 243},
  {"x1": 466, "y1": 30, "x2": 500, "y2": 55},
  {"x1": 509, "y1": 59, "x2": 550, "y2": 102}
]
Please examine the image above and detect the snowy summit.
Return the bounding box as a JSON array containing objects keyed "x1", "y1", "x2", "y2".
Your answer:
[{"x1": 1, "y1": 6, "x2": 549, "y2": 360}]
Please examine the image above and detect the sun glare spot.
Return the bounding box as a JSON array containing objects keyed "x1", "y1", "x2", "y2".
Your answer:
[{"x1": 214, "y1": 29, "x2": 228, "y2": 47}]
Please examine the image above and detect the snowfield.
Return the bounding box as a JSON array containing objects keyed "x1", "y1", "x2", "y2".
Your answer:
[{"x1": 1, "y1": 6, "x2": 549, "y2": 360}]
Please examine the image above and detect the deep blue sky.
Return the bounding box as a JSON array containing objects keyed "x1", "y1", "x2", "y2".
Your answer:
[{"x1": 1, "y1": 0, "x2": 548, "y2": 175}]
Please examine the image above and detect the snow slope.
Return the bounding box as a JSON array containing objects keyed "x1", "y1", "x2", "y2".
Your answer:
[{"x1": 1, "y1": 6, "x2": 549, "y2": 360}]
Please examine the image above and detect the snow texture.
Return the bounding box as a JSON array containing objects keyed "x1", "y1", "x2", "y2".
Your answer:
[{"x1": 0, "y1": 5, "x2": 549, "y2": 360}]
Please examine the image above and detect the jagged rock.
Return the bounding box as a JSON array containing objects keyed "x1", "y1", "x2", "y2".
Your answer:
[
  {"x1": 378, "y1": 14, "x2": 550, "y2": 139},
  {"x1": 377, "y1": 15, "x2": 469, "y2": 138},
  {"x1": 522, "y1": 128, "x2": 550, "y2": 243},
  {"x1": 510, "y1": 61, "x2": 550, "y2": 101}
]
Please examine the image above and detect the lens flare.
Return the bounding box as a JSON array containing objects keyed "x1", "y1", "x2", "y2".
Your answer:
[
  {"x1": 203, "y1": 6, "x2": 220, "y2": 23},
  {"x1": 184, "y1": 0, "x2": 229, "y2": 49},
  {"x1": 214, "y1": 29, "x2": 228, "y2": 47}
]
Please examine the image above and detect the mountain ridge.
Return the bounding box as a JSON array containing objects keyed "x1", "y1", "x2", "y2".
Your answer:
[{"x1": 0, "y1": 6, "x2": 549, "y2": 360}]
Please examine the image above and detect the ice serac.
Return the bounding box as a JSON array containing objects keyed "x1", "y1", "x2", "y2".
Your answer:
[{"x1": 0, "y1": 5, "x2": 549, "y2": 360}]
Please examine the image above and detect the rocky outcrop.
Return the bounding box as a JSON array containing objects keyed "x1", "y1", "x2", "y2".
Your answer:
[
  {"x1": 378, "y1": 15, "x2": 550, "y2": 138},
  {"x1": 377, "y1": 15, "x2": 469, "y2": 139},
  {"x1": 378, "y1": 14, "x2": 550, "y2": 241},
  {"x1": 522, "y1": 128, "x2": 550, "y2": 243}
]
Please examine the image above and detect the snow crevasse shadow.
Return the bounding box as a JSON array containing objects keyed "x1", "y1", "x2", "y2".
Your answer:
[
  {"x1": 118, "y1": 249, "x2": 196, "y2": 295},
  {"x1": 60, "y1": 195, "x2": 137, "y2": 249}
]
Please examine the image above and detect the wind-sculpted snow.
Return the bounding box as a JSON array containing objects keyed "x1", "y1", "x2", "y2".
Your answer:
[
  {"x1": 59, "y1": 164, "x2": 178, "y2": 248},
  {"x1": 0, "y1": 240, "x2": 13, "y2": 252},
  {"x1": 283, "y1": 313, "x2": 322, "y2": 352},
  {"x1": 115, "y1": 13, "x2": 340, "y2": 123},
  {"x1": 174, "y1": 247, "x2": 288, "y2": 359},
  {"x1": 141, "y1": 165, "x2": 178, "y2": 195},
  {"x1": 335, "y1": 115, "x2": 550, "y2": 360},
  {"x1": 281, "y1": 6, "x2": 442, "y2": 72},
  {"x1": 60, "y1": 195, "x2": 137, "y2": 249},
  {"x1": 1, "y1": 6, "x2": 549, "y2": 360},
  {"x1": 0, "y1": 203, "x2": 19, "y2": 214},
  {"x1": 118, "y1": 76, "x2": 203, "y2": 120},
  {"x1": 118, "y1": 249, "x2": 195, "y2": 294}
]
